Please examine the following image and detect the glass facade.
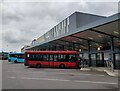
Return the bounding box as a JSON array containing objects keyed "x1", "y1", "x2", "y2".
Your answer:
[
  {"x1": 114, "y1": 37, "x2": 120, "y2": 52},
  {"x1": 115, "y1": 53, "x2": 120, "y2": 69}
]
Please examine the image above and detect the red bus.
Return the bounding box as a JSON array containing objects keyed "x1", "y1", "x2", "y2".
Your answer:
[{"x1": 24, "y1": 51, "x2": 79, "y2": 68}]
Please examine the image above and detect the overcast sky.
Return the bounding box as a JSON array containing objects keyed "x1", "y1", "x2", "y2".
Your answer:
[{"x1": 0, "y1": 0, "x2": 119, "y2": 52}]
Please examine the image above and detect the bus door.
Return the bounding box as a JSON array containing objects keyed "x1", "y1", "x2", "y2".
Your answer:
[
  {"x1": 53, "y1": 54, "x2": 60, "y2": 68},
  {"x1": 42, "y1": 54, "x2": 49, "y2": 67},
  {"x1": 49, "y1": 54, "x2": 54, "y2": 67}
]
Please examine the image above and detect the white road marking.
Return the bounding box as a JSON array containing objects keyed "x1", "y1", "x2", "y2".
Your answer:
[
  {"x1": 45, "y1": 69, "x2": 67, "y2": 70},
  {"x1": 7, "y1": 71, "x2": 105, "y2": 77},
  {"x1": 8, "y1": 76, "x2": 118, "y2": 85},
  {"x1": 61, "y1": 73, "x2": 105, "y2": 77},
  {"x1": 8, "y1": 77, "x2": 16, "y2": 79},
  {"x1": 7, "y1": 71, "x2": 45, "y2": 74},
  {"x1": 21, "y1": 77, "x2": 70, "y2": 82},
  {"x1": 92, "y1": 74, "x2": 105, "y2": 76},
  {"x1": 75, "y1": 80, "x2": 118, "y2": 85}
]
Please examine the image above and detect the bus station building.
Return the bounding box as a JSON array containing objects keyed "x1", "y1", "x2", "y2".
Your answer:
[{"x1": 23, "y1": 12, "x2": 120, "y2": 69}]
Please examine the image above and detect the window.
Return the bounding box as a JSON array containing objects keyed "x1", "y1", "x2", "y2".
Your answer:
[
  {"x1": 65, "y1": 19, "x2": 67, "y2": 26},
  {"x1": 65, "y1": 26, "x2": 67, "y2": 33},
  {"x1": 26, "y1": 53, "x2": 77, "y2": 62},
  {"x1": 57, "y1": 25, "x2": 59, "y2": 31},
  {"x1": 60, "y1": 22, "x2": 62, "y2": 29},
  {"x1": 17, "y1": 54, "x2": 24, "y2": 59},
  {"x1": 62, "y1": 21, "x2": 64, "y2": 29},
  {"x1": 9, "y1": 54, "x2": 17, "y2": 57},
  {"x1": 61, "y1": 29, "x2": 64, "y2": 34},
  {"x1": 59, "y1": 29, "x2": 61, "y2": 35},
  {"x1": 64, "y1": 20, "x2": 66, "y2": 27},
  {"x1": 54, "y1": 28, "x2": 57, "y2": 37},
  {"x1": 53, "y1": 28, "x2": 54, "y2": 37},
  {"x1": 54, "y1": 55, "x2": 58, "y2": 61},
  {"x1": 43, "y1": 54, "x2": 49, "y2": 61},
  {"x1": 58, "y1": 24, "x2": 60, "y2": 30},
  {"x1": 69, "y1": 54, "x2": 76, "y2": 62},
  {"x1": 66, "y1": 26, "x2": 68, "y2": 32},
  {"x1": 53, "y1": 54, "x2": 77, "y2": 62},
  {"x1": 26, "y1": 54, "x2": 43, "y2": 61},
  {"x1": 63, "y1": 27, "x2": 65, "y2": 33},
  {"x1": 49, "y1": 54, "x2": 53, "y2": 61},
  {"x1": 56, "y1": 30, "x2": 58, "y2": 36},
  {"x1": 35, "y1": 54, "x2": 42, "y2": 60},
  {"x1": 27, "y1": 54, "x2": 29, "y2": 58},
  {"x1": 67, "y1": 17, "x2": 69, "y2": 25}
]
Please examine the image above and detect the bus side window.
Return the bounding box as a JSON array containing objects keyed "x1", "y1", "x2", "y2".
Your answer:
[
  {"x1": 65, "y1": 55, "x2": 69, "y2": 62},
  {"x1": 35, "y1": 54, "x2": 40, "y2": 61},
  {"x1": 39, "y1": 54, "x2": 43, "y2": 61},
  {"x1": 49, "y1": 55, "x2": 53, "y2": 62},
  {"x1": 31, "y1": 54, "x2": 35, "y2": 60},
  {"x1": 29, "y1": 54, "x2": 35, "y2": 60},
  {"x1": 54, "y1": 55, "x2": 58, "y2": 62},
  {"x1": 43, "y1": 54, "x2": 48, "y2": 61},
  {"x1": 69, "y1": 55, "x2": 76, "y2": 62}
]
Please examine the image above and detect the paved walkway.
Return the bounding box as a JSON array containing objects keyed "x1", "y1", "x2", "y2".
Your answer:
[{"x1": 80, "y1": 67, "x2": 119, "y2": 77}]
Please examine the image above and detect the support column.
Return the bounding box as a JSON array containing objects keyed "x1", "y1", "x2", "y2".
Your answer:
[
  {"x1": 73, "y1": 43, "x2": 75, "y2": 50},
  {"x1": 110, "y1": 36, "x2": 115, "y2": 69},
  {"x1": 102, "y1": 52, "x2": 104, "y2": 67},
  {"x1": 88, "y1": 40, "x2": 91, "y2": 66},
  {"x1": 62, "y1": 45, "x2": 65, "y2": 51},
  {"x1": 48, "y1": 45, "x2": 51, "y2": 51},
  {"x1": 54, "y1": 46, "x2": 57, "y2": 51},
  {"x1": 95, "y1": 53, "x2": 98, "y2": 67}
]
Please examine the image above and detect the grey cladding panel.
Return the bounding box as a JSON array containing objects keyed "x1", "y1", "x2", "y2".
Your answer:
[
  {"x1": 76, "y1": 12, "x2": 106, "y2": 28},
  {"x1": 68, "y1": 13, "x2": 77, "y2": 33}
]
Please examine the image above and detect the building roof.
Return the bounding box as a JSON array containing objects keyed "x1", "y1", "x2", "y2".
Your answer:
[{"x1": 26, "y1": 13, "x2": 119, "y2": 50}]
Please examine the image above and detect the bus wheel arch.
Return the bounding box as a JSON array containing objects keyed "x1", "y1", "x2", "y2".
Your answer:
[
  {"x1": 59, "y1": 64, "x2": 65, "y2": 69},
  {"x1": 36, "y1": 63, "x2": 41, "y2": 68}
]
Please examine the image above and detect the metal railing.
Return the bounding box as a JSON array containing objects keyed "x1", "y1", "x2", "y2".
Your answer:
[
  {"x1": 80, "y1": 58, "x2": 114, "y2": 72},
  {"x1": 80, "y1": 59, "x2": 88, "y2": 68},
  {"x1": 105, "y1": 60, "x2": 114, "y2": 72}
]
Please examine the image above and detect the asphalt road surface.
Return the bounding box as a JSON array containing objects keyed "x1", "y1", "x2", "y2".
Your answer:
[{"x1": 2, "y1": 60, "x2": 118, "y2": 89}]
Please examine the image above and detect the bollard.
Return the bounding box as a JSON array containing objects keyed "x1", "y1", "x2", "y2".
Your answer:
[
  {"x1": 111, "y1": 62, "x2": 114, "y2": 72},
  {"x1": 109, "y1": 61, "x2": 111, "y2": 70},
  {"x1": 106, "y1": 60, "x2": 108, "y2": 69}
]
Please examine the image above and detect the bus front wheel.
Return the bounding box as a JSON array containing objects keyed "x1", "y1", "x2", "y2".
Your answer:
[
  {"x1": 59, "y1": 64, "x2": 65, "y2": 69},
  {"x1": 8, "y1": 59, "x2": 11, "y2": 62},
  {"x1": 14, "y1": 60, "x2": 17, "y2": 63},
  {"x1": 36, "y1": 64, "x2": 41, "y2": 68}
]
